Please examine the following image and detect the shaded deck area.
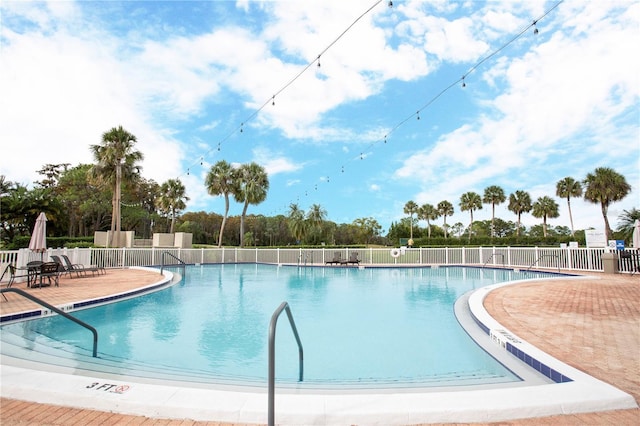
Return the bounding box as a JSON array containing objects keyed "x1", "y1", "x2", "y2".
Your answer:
[{"x1": 1, "y1": 267, "x2": 638, "y2": 425}]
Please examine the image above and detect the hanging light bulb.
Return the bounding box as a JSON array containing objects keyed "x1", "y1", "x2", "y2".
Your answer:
[
  {"x1": 240, "y1": 123, "x2": 244, "y2": 133},
  {"x1": 388, "y1": 1, "x2": 393, "y2": 7},
  {"x1": 462, "y1": 76, "x2": 466, "y2": 88},
  {"x1": 384, "y1": 135, "x2": 387, "y2": 143},
  {"x1": 187, "y1": 168, "x2": 190, "y2": 176},
  {"x1": 317, "y1": 54, "x2": 321, "y2": 68},
  {"x1": 416, "y1": 111, "x2": 420, "y2": 120},
  {"x1": 272, "y1": 96, "x2": 275, "y2": 106},
  {"x1": 533, "y1": 20, "x2": 539, "y2": 35},
  {"x1": 217, "y1": 143, "x2": 221, "y2": 151},
  {"x1": 200, "y1": 157, "x2": 203, "y2": 166}
]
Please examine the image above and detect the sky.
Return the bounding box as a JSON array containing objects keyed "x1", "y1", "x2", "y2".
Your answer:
[{"x1": 1, "y1": 0, "x2": 639, "y2": 236}]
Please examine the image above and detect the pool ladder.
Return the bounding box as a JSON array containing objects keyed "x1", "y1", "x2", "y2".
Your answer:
[
  {"x1": 268, "y1": 301, "x2": 304, "y2": 426},
  {"x1": 0, "y1": 288, "x2": 98, "y2": 357}
]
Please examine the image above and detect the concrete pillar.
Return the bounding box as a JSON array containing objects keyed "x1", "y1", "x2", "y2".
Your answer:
[{"x1": 602, "y1": 252, "x2": 618, "y2": 274}]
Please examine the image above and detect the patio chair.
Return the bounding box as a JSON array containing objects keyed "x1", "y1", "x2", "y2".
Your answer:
[
  {"x1": 1, "y1": 264, "x2": 31, "y2": 301},
  {"x1": 37, "y1": 262, "x2": 60, "y2": 287},
  {"x1": 50, "y1": 255, "x2": 72, "y2": 277},
  {"x1": 326, "y1": 252, "x2": 342, "y2": 265},
  {"x1": 61, "y1": 254, "x2": 104, "y2": 277},
  {"x1": 341, "y1": 252, "x2": 360, "y2": 265}
]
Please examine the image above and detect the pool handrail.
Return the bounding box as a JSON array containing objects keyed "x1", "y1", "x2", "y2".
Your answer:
[
  {"x1": 0, "y1": 287, "x2": 98, "y2": 357},
  {"x1": 482, "y1": 253, "x2": 505, "y2": 268},
  {"x1": 527, "y1": 253, "x2": 561, "y2": 273},
  {"x1": 268, "y1": 301, "x2": 304, "y2": 426},
  {"x1": 160, "y1": 251, "x2": 186, "y2": 275}
]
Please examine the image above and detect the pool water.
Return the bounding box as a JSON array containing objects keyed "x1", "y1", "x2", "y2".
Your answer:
[{"x1": 2, "y1": 265, "x2": 554, "y2": 387}]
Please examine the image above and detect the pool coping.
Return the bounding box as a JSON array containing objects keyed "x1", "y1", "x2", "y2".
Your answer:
[{"x1": 1, "y1": 267, "x2": 637, "y2": 425}]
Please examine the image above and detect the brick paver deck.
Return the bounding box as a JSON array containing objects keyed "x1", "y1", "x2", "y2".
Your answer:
[{"x1": 1, "y1": 268, "x2": 638, "y2": 425}]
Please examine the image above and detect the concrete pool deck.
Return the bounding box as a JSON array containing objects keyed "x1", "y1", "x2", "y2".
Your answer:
[{"x1": 1, "y1": 266, "x2": 638, "y2": 425}]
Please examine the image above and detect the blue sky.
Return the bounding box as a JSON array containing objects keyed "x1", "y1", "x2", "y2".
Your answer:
[{"x1": 1, "y1": 0, "x2": 638, "y2": 235}]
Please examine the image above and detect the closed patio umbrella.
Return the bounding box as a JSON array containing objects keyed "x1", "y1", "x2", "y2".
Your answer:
[
  {"x1": 633, "y1": 219, "x2": 640, "y2": 249},
  {"x1": 29, "y1": 212, "x2": 48, "y2": 259}
]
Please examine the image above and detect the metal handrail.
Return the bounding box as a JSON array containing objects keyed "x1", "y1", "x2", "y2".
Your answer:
[
  {"x1": 160, "y1": 251, "x2": 186, "y2": 275},
  {"x1": 268, "y1": 301, "x2": 304, "y2": 426},
  {"x1": 0, "y1": 288, "x2": 98, "y2": 357},
  {"x1": 483, "y1": 253, "x2": 505, "y2": 268},
  {"x1": 527, "y1": 254, "x2": 561, "y2": 273}
]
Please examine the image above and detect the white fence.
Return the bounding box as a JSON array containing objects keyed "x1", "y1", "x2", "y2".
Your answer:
[{"x1": 2, "y1": 246, "x2": 638, "y2": 279}]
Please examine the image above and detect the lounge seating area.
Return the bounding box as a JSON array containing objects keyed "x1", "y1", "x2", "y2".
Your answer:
[
  {"x1": 325, "y1": 251, "x2": 360, "y2": 266},
  {"x1": 51, "y1": 255, "x2": 105, "y2": 278}
]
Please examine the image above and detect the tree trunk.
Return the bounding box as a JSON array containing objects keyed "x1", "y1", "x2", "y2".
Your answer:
[
  {"x1": 218, "y1": 194, "x2": 230, "y2": 248},
  {"x1": 567, "y1": 198, "x2": 575, "y2": 237},
  {"x1": 601, "y1": 203, "x2": 611, "y2": 241}
]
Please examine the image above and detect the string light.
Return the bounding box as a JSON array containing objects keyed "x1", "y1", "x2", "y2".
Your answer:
[
  {"x1": 176, "y1": 0, "x2": 564, "y2": 221},
  {"x1": 278, "y1": 0, "x2": 564, "y2": 216}
]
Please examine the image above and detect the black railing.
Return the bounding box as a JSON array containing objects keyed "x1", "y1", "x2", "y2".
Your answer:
[{"x1": 0, "y1": 288, "x2": 98, "y2": 357}]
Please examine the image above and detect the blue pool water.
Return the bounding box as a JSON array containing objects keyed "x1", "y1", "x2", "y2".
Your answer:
[{"x1": 2, "y1": 265, "x2": 556, "y2": 387}]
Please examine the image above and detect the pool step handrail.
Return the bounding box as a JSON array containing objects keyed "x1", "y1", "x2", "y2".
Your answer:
[
  {"x1": 268, "y1": 301, "x2": 304, "y2": 426},
  {"x1": 0, "y1": 287, "x2": 98, "y2": 357},
  {"x1": 482, "y1": 253, "x2": 505, "y2": 268},
  {"x1": 527, "y1": 254, "x2": 561, "y2": 273},
  {"x1": 160, "y1": 251, "x2": 187, "y2": 275}
]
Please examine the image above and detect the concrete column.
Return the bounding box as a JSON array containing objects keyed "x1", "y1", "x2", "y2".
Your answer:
[{"x1": 602, "y1": 252, "x2": 618, "y2": 274}]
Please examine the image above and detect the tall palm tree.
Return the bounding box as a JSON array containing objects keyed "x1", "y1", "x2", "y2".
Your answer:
[
  {"x1": 482, "y1": 185, "x2": 506, "y2": 238},
  {"x1": 234, "y1": 162, "x2": 269, "y2": 247},
  {"x1": 418, "y1": 204, "x2": 439, "y2": 239},
  {"x1": 307, "y1": 203, "x2": 327, "y2": 243},
  {"x1": 205, "y1": 160, "x2": 238, "y2": 247},
  {"x1": 437, "y1": 200, "x2": 454, "y2": 238},
  {"x1": 583, "y1": 167, "x2": 631, "y2": 241},
  {"x1": 555, "y1": 177, "x2": 582, "y2": 237},
  {"x1": 90, "y1": 126, "x2": 143, "y2": 247},
  {"x1": 287, "y1": 203, "x2": 307, "y2": 244},
  {"x1": 532, "y1": 196, "x2": 560, "y2": 238},
  {"x1": 459, "y1": 192, "x2": 483, "y2": 242},
  {"x1": 508, "y1": 190, "x2": 532, "y2": 237},
  {"x1": 403, "y1": 200, "x2": 419, "y2": 241},
  {"x1": 157, "y1": 179, "x2": 189, "y2": 234}
]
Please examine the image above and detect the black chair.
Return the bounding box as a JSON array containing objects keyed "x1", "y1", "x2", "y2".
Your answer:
[
  {"x1": 1, "y1": 264, "x2": 30, "y2": 301},
  {"x1": 38, "y1": 262, "x2": 61, "y2": 288}
]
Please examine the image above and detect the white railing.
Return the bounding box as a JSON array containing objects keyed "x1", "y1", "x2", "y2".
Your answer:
[{"x1": 2, "y1": 246, "x2": 638, "y2": 281}]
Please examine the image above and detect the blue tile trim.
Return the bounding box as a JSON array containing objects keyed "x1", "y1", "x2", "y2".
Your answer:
[{"x1": 470, "y1": 309, "x2": 573, "y2": 384}]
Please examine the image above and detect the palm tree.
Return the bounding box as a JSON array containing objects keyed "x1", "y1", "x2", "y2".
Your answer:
[
  {"x1": 459, "y1": 192, "x2": 483, "y2": 242},
  {"x1": 617, "y1": 208, "x2": 640, "y2": 243},
  {"x1": 307, "y1": 203, "x2": 327, "y2": 243},
  {"x1": 482, "y1": 185, "x2": 506, "y2": 238},
  {"x1": 90, "y1": 126, "x2": 143, "y2": 247},
  {"x1": 583, "y1": 167, "x2": 631, "y2": 241},
  {"x1": 508, "y1": 190, "x2": 532, "y2": 237},
  {"x1": 437, "y1": 200, "x2": 454, "y2": 238},
  {"x1": 418, "y1": 204, "x2": 439, "y2": 239},
  {"x1": 532, "y1": 196, "x2": 560, "y2": 237},
  {"x1": 287, "y1": 203, "x2": 307, "y2": 243},
  {"x1": 403, "y1": 200, "x2": 419, "y2": 242},
  {"x1": 555, "y1": 177, "x2": 582, "y2": 237},
  {"x1": 157, "y1": 179, "x2": 189, "y2": 234},
  {"x1": 205, "y1": 160, "x2": 238, "y2": 247},
  {"x1": 234, "y1": 162, "x2": 269, "y2": 247}
]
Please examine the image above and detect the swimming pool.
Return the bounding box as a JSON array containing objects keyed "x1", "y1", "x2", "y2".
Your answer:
[{"x1": 2, "y1": 264, "x2": 558, "y2": 388}]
